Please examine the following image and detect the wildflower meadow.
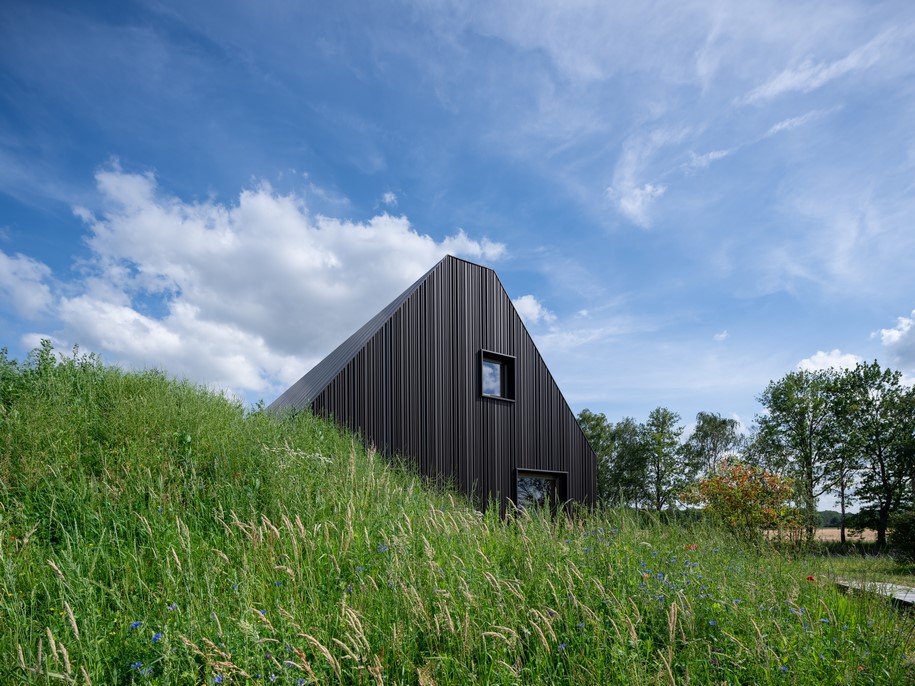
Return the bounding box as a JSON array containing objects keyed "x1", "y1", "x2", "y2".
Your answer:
[{"x1": 1, "y1": 345, "x2": 913, "y2": 684}]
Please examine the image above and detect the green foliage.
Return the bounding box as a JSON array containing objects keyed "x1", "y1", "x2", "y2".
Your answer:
[
  {"x1": 833, "y1": 361, "x2": 915, "y2": 545},
  {"x1": 643, "y1": 406, "x2": 687, "y2": 511},
  {"x1": 754, "y1": 369, "x2": 836, "y2": 532},
  {"x1": 2, "y1": 343, "x2": 914, "y2": 684},
  {"x1": 889, "y1": 510, "x2": 915, "y2": 562},
  {"x1": 681, "y1": 411, "x2": 743, "y2": 477},
  {"x1": 577, "y1": 410, "x2": 649, "y2": 507}
]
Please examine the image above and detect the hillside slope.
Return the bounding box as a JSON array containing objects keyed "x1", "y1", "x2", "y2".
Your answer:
[{"x1": 1, "y1": 344, "x2": 912, "y2": 684}]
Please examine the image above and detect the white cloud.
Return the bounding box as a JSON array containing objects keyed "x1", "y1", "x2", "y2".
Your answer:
[
  {"x1": 713, "y1": 330, "x2": 728, "y2": 341},
  {"x1": 512, "y1": 294, "x2": 556, "y2": 325},
  {"x1": 607, "y1": 128, "x2": 685, "y2": 227},
  {"x1": 21, "y1": 167, "x2": 506, "y2": 399},
  {"x1": 740, "y1": 30, "x2": 892, "y2": 105},
  {"x1": 382, "y1": 191, "x2": 398, "y2": 207},
  {"x1": 0, "y1": 249, "x2": 54, "y2": 318},
  {"x1": 686, "y1": 149, "x2": 730, "y2": 170},
  {"x1": 796, "y1": 349, "x2": 863, "y2": 372},
  {"x1": 875, "y1": 310, "x2": 915, "y2": 370},
  {"x1": 764, "y1": 109, "x2": 831, "y2": 137}
]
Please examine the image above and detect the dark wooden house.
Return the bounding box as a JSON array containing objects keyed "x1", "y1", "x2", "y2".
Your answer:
[{"x1": 269, "y1": 255, "x2": 596, "y2": 512}]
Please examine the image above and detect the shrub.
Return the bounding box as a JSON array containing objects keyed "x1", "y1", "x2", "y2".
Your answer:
[
  {"x1": 889, "y1": 509, "x2": 915, "y2": 560},
  {"x1": 682, "y1": 460, "x2": 800, "y2": 541}
]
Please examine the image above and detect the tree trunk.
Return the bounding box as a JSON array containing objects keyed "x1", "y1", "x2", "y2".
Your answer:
[
  {"x1": 877, "y1": 504, "x2": 890, "y2": 547},
  {"x1": 839, "y1": 486, "x2": 846, "y2": 545}
]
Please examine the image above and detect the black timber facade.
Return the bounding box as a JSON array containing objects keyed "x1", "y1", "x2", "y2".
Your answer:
[{"x1": 269, "y1": 255, "x2": 596, "y2": 513}]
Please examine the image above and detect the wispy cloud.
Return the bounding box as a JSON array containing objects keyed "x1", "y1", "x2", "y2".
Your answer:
[
  {"x1": 686, "y1": 149, "x2": 731, "y2": 171},
  {"x1": 607, "y1": 128, "x2": 687, "y2": 227},
  {"x1": 740, "y1": 30, "x2": 893, "y2": 105},
  {"x1": 764, "y1": 109, "x2": 833, "y2": 137}
]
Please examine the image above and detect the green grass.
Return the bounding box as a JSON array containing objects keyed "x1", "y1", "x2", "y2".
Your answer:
[
  {"x1": 2, "y1": 344, "x2": 914, "y2": 684},
  {"x1": 819, "y1": 548, "x2": 915, "y2": 587}
]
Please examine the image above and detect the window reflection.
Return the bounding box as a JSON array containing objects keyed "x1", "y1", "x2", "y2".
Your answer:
[
  {"x1": 516, "y1": 474, "x2": 556, "y2": 510},
  {"x1": 482, "y1": 360, "x2": 503, "y2": 396}
]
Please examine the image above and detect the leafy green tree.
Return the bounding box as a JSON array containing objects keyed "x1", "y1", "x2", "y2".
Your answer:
[
  {"x1": 754, "y1": 369, "x2": 837, "y2": 535},
  {"x1": 577, "y1": 409, "x2": 615, "y2": 502},
  {"x1": 577, "y1": 410, "x2": 648, "y2": 506},
  {"x1": 833, "y1": 361, "x2": 915, "y2": 545},
  {"x1": 682, "y1": 411, "x2": 743, "y2": 477},
  {"x1": 607, "y1": 417, "x2": 650, "y2": 508},
  {"x1": 643, "y1": 406, "x2": 687, "y2": 511}
]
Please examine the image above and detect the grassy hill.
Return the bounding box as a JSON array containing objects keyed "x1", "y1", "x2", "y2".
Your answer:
[{"x1": 1, "y1": 343, "x2": 913, "y2": 684}]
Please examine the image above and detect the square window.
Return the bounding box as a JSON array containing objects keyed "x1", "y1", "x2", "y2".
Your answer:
[
  {"x1": 480, "y1": 350, "x2": 515, "y2": 400},
  {"x1": 516, "y1": 473, "x2": 556, "y2": 511}
]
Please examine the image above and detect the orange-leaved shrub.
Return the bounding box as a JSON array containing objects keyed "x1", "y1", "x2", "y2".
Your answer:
[{"x1": 682, "y1": 460, "x2": 801, "y2": 541}]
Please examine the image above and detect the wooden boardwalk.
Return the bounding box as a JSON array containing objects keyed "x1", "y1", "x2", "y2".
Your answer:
[{"x1": 835, "y1": 577, "x2": 915, "y2": 608}]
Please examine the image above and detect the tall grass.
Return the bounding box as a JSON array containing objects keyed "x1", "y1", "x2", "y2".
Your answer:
[{"x1": 2, "y1": 344, "x2": 913, "y2": 684}]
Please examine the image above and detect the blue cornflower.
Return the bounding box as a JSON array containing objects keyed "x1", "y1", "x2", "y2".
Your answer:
[
  {"x1": 709, "y1": 620, "x2": 716, "y2": 626},
  {"x1": 130, "y1": 662, "x2": 143, "y2": 669},
  {"x1": 152, "y1": 632, "x2": 162, "y2": 642},
  {"x1": 141, "y1": 668, "x2": 153, "y2": 675},
  {"x1": 167, "y1": 603, "x2": 178, "y2": 611},
  {"x1": 377, "y1": 544, "x2": 389, "y2": 552},
  {"x1": 357, "y1": 567, "x2": 364, "y2": 572},
  {"x1": 258, "y1": 609, "x2": 266, "y2": 615},
  {"x1": 274, "y1": 581, "x2": 283, "y2": 586},
  {"x1": 214, "y1": 676, "x2": 224, "y2": 684},
  {"x1": 130, "y1": 621, "x2": 142, "y2": 629},
  {"x1": 558, "y1": 643, "x2": 567, "y2": 650},
  {"x1": 781, "y1": 666, "x2": 789, "y2": 672},
  {"x1": 576, "y1": 623, "x2": 584, "y2": 628},
  {"x1": 298, "y1": 679, "x2": 307, "y2": 686},
  {"x1": 820, "y1": 618, "x2": 829, "y2": 624}
]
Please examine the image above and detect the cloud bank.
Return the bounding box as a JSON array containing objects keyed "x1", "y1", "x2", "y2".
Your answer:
[{"x1": 3, "y1": 167, "x2": 505, "y2": 398}]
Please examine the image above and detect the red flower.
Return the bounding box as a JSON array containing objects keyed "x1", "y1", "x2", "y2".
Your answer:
[{"x1": 806, "y1": 575, "x2": 815, "y2": 581}]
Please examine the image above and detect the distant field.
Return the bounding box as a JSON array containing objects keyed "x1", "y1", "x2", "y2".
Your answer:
[{"x1": 817, "y1": 527, "x2": 878, "y2": 542}]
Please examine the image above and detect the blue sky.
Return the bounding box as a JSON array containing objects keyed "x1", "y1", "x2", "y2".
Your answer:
[{"x1": 2, "y1": 0, "x2": 915, "y2": 437}]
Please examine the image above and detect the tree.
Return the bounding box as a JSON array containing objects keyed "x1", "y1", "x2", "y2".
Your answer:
[
  {"x1": 607, "y1": 417, "x2": 650, "y2": 507},
  {"x1": 577, "y1": 409, "x2": 615, "y2": 502},
  {"x1": 754, "y1": 369, "x2": 837, "y2": 536},
  {"x1": 643, "y1": 407, "x2": 687, "y2": 511},
  {"x1": 682, "y1": 411, "x2": 743, "y2": 477},
  {"x1": 577, "y1": 410, "x2": 648, "y2": 507},
  {"x1": 834, "y1": 361, "x2": 915, "y2": 545}
]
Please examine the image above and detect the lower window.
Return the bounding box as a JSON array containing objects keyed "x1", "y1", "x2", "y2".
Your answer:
[{"x1": 515, "y1": 472, "x2": 557, "y2": 511}]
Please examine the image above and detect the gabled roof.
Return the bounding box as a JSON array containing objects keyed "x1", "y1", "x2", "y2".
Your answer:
[{"x1": 268, "y1": 257, "x2": 444, "y2": 411}]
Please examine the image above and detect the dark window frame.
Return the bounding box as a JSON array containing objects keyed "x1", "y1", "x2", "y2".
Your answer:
[{"x1": 480, "y1": 349, "x2": 516, "y2": 401}]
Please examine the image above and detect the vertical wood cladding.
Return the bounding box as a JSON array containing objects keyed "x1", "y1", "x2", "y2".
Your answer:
[{"x1": 269, "y1": 256, "x2": 596, "y2": 512}]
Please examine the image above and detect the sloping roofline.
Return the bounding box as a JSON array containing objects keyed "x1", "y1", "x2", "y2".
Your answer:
[{"x1": 268, "y1": 255, "x2": 451, "y2": 411}]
